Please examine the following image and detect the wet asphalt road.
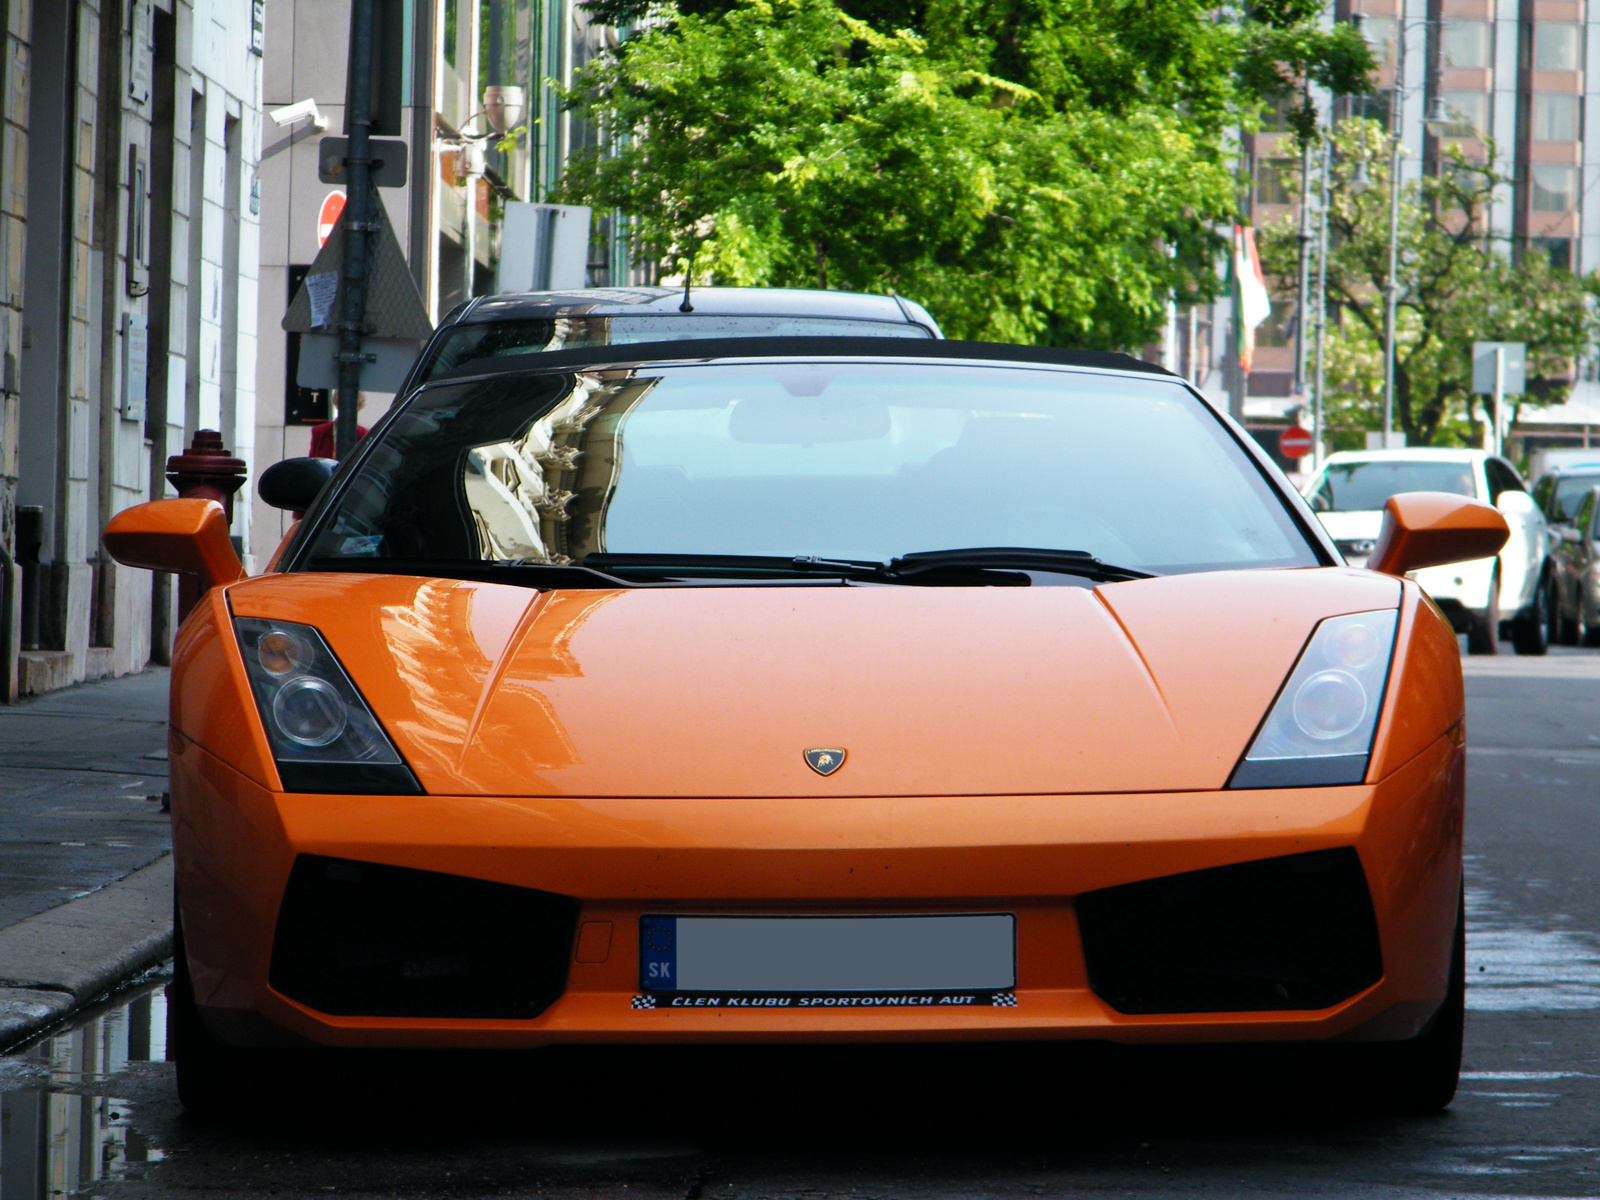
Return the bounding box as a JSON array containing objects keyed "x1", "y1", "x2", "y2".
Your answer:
[{"x1": 6, "y1": 646, "x2": 1600, "y2": 1199}]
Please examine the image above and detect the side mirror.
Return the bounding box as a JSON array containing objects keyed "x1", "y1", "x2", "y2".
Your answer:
[
  {"x1": 259, "y1": 457, "x2": 338, "y2": 512},
  {"x1": 1369, "y1": 492, "x2": 1510, "y2": 577},
  {"x1": 1563, "y1": 526, "x2": 1585, "y2": 544},
  {"x1": 1497, "y1": 489, "x2": 1536, "y2": 516},
  {"x1": 102, "y1": 499, "x2": 247, "y2": 590}
]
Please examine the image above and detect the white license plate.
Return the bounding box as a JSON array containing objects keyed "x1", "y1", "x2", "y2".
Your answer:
[{"x1": 638, "y1": 914, "x2": 1015, "y2": 1008}]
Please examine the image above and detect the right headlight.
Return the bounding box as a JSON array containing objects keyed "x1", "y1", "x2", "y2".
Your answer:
[
  {"x1": 1228, "y1": 609, "x2": 1399, "y2": 789},
  {"x1": 234, "y1": 617, "x2": 420, "y2": 794}
]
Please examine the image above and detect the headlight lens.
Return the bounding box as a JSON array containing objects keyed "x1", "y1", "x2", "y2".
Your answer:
[
  {"x1": 234, "y1": 618, "x2": 419, "y2": 794},
  {"x1": 272, "y1": 676, "x2": 349, "y2": 747},
  {"x1": 1229, "y1": 609, "x2": 1399, "y2": 789}
]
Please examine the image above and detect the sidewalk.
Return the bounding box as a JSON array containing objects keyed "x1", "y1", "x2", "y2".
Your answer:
[{"x1": 0, "y1": 669, "x2": 173, "y2": 1047}]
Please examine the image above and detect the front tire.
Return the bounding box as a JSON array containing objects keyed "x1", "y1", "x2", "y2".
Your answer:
[
  {"x1": 1582, "y1": 586, "x2": 1600, "y2": 648},
  {"x1": 169, "y1": 899, "x2": 268, "y2": 1115},
  {"x1": 1467, "y1": 566, "x2": 1501, "y2": 655},
  {"x1": 1512, "y1": 572, "x2": 1552, "y2": 656},
  {"x1": 1369, "y1": 889, "x2": 1464, "y2": 1114}
]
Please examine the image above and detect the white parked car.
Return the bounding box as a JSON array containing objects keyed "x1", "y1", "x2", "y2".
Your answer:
[{"x1": 1303, "y1": 449, "x2": 1554, "y2": 655}]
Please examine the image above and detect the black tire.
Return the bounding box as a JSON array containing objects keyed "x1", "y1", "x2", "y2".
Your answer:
[
  {"x1": 1545, "y1": 569, "x2": 1563, "y2": 647},
  {"x1": 1558, "y1": 581, "x2": 1580, "y2": 646},
  {"x1": 1512, "y1": 572, "x2": 1552, "y2": 656},
  {"x1": 1583, "y1": 587, "x2": 1600, "y2": 648},
  {"x1": 1368, "y1": 888, "x2": 1465, "y2": 1115},
  {"x1": 169, "y1": 898, "x2": 269, "y2": 1115},
  {"x1": 1467, "y1": 567, "x2": 1501, "y2": 655}
]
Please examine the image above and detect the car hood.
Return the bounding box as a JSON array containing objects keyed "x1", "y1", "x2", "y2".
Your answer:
[{"x1": 228, "y1": 568, "x2": 1400, "y2": 797}]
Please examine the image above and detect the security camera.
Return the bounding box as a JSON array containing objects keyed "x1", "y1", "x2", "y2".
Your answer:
[{"x1": 269, "y1": 99, "x2": 328, "y2": 132}]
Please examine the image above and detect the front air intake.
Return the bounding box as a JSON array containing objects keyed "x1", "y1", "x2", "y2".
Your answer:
[
  {"x1": 1075, "y1": 847, "x2": 1383, "y2": 1014},
  {"x1": 270, "y1": 856, "x2": 579, "y2": 1019}
]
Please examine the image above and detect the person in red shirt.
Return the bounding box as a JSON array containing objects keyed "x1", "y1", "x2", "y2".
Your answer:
[
  {"x1": 295, "y1": 396, "x2": 369, "y2": 519},
  {"x1": 309, "y1": 393, "x2": 368, "y2": 459}
]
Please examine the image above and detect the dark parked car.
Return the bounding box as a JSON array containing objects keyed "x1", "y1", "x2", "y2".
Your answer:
[
  {"x1": 397, "y1": 286, "x2": 944, "y2": 398},
  {"x1": 1553, "y1": 484, "x2": 1600, "y2": 645}
]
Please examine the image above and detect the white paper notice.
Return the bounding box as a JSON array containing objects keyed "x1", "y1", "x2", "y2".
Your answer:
[{"x1": 305, "y1": 272, "x2": 339, "y2": 329}]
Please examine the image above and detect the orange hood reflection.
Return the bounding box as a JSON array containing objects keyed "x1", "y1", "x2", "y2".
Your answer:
[{"x1": 225, "y1": 569, "x2": 1402, "y2": 797}]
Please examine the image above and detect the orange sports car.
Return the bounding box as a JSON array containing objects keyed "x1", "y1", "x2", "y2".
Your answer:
[{"x1": 103, "y1": 339, "x2": 1507, "y2": 1114}]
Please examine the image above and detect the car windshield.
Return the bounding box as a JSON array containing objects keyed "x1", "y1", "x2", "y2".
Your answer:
[
  {"x1": 1552, "y1": 474, "x2": 1600, "y2": 523},
  {"x1": 1306, "y1": 460, "x2": 1478, "y2": 512},
  {"x1": 416, "y1": 316, "x2": 932, "y2": 383},
  {"x1": 300, "y1": 360, "x2": 1318, "y2": 577}
]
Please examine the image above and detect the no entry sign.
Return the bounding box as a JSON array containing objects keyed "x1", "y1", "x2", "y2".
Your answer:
[
  {"x1": 317, "y1": 191, "x2": 346, "y2": 248},
  {"x1": 1279, "y1": 425, "x2": 1313, "y2": 459}
]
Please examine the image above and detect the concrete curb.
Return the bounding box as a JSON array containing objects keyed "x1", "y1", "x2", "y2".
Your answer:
[{"x1": 0, "y1": 854, "x2": 173, "y2": 1049}]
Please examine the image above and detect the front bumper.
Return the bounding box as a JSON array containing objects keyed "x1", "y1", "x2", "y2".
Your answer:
[{"x1": 172, "y1": 733, "x2": 1463, "y2": 1049}]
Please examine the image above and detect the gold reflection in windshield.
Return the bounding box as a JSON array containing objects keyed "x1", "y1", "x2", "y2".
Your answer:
[{"x1": 464, "y1": 370, "x2": 658, "y2": 564}]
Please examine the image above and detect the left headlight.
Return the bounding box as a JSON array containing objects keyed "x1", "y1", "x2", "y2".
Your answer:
[
  {"x1": 1228, "y1": 609, "x2": 1399, "y2": 789},
  {"x1": 234, "y1": 617, "x2": 421, "y2": 794}
]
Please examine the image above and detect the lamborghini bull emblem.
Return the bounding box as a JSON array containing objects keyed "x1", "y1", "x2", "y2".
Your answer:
[{"x1": 804, "y1": 747, "x2": 847, "y2": 776}]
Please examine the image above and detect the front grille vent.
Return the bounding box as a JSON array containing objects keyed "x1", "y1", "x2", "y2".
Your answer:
[
  {"x1": 1075, "y1": 847, "x2": 1383, "y2": 1014},
  {"x1": 270, "y1": 855, "x2": 579, "y2": 1019}
]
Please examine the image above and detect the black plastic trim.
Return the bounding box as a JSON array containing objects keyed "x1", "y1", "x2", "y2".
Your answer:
[
  {"x1": 275, "y1": 761, "x2": 423, "y2": 795},
  {"x1": 1228, "y1": 753, "x2": 1368, "y2": 789}
]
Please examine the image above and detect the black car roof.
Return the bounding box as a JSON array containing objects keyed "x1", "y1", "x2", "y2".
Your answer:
[
  {"x1": 456, "y1": 287, "x2": 924, "y2": 324},
  {"x1": 418, "y1": 336, "x2": 1175, "y2": 387}
]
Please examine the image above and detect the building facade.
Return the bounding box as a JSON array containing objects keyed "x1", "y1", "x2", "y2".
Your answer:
[{"x1": 0, "y1": 0, "x2": 261, "y2": 698}]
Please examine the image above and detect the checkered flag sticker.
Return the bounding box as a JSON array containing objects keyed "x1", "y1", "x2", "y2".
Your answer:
[
  {"x1": 631, "y1": 994, "x2": 657, "y2": 1009},
  {"x1": 992, "y1": 992, "x2": 1017, "y2": 1007}
]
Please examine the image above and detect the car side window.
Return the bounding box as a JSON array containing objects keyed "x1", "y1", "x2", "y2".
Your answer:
[
  {"x1": 1486, "y1": 460, "x2": 1525, "y2": 503},
  {"x1": 1305, "y1": 474, "x2": 1332, "y2": 512},
  {"x1": 1533, "y1": 474, "x2": 1555, "y2": 517},
  {"x1": 1577, "y1": 490, "x2": 1596, "y2": 538}
]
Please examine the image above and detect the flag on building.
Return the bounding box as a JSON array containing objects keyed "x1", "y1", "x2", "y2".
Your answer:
[{"x1": 1232, "y1": 224, "x2": 1272, "y2": 374}]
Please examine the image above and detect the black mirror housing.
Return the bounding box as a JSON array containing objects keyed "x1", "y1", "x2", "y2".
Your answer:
[{"x1": 259, "y1": 457, "x2": 338, "y2": 512}]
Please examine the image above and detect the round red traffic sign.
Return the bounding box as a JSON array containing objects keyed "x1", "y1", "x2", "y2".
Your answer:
[
  {"x1": 317, "y1": 191, "x2": 346, "y2": 248},
  {"x1": 1279, "y1": 425, "x2": 1313, "y2": 459}
]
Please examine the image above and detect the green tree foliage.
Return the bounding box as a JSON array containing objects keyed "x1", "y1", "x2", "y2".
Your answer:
[
  {"x1": 555, "y1": 0, "x2": 1371, "y2": 346},
  {"x1": 1258, "y1": 120, "x2": 1597, "y2": 447}
]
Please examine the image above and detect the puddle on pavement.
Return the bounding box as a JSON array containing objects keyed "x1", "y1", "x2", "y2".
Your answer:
[
  {"x1": 1465, "y1": 857, "x2": 1600, "y2": 1012},
  {"x1": 0, "y1": 978, "x2": 168, "y2": 1198}
]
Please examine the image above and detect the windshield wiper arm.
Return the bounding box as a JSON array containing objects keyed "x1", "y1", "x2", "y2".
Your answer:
[
  {"x1": 583, "y1": 552, "x2": 879, "y2": 577},
  {"x1": 883, "y1": 547, "x2": 1153, "y2": 582}
]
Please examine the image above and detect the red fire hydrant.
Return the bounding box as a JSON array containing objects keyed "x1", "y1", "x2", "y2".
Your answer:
[{"x1": 166, "y1": 430, "x2": 247, "y2": 621}]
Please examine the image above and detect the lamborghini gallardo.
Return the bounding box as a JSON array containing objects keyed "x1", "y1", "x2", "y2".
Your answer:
[{"x1": 102, "y1": 340, "x2": 1508, "y2": 1113}]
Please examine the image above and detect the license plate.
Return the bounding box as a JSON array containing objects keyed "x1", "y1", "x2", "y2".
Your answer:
[{"x1": 637, "y1": 913, "x2": 1015, "y2": 1008}]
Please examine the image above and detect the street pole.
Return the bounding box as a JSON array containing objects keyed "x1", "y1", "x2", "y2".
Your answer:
[
  {"x1": 336, "y1": 0, "x2": 378, "y2": 460},
  {"x1": 1293, "y1": 87, "x2": 1314, "y2": 400},
  {"x1": 1493, "y1": 345, "x2": 1505, "y2": 456},
  {"x1": 1313, "y1": 130, "x2": 1332, "y2": 469},
  {"x1": 1383, "y1": 19, "x2": 1404, "y2": 448}
]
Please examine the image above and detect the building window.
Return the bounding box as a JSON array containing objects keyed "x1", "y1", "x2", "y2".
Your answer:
[
  {"x1": 1532, "y1": 93, "x2": 1580, "y2": 141},
  {"x1": 1531, "y1": 237, "x2": 1573, "y2": 270},
  {"x1": 1437, "y1": 91, "x2": 1489, "y2": 136},
  {"x1": 1441, "y1": 21, "x2": 1490, "y2": 68},
  {"x1": 1363, "y1": 17, "x2": 1398, "y2": 65},
  {"x1": 1345, "y1": 90, "x2": 1392, "y2": 129},
  {"x1": 1534, "y1": 23, "x2": 1581, "y2": 71},
  {"x1": 1255, "y1": 157, "x2": 1296, "y2": 206},
  {"x1": 1531, "y1": 165, "x2": 1577, "y2": 211}
]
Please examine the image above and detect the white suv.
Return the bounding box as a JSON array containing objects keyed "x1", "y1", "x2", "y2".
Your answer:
[{"x1": 1303, "y1": 449, "x2": 1554, "y2": 655}]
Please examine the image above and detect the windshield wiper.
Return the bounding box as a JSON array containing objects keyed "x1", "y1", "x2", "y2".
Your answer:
[
  {"x1": 583, "y1": 552, "x2": 879, "y2": 579},
  {"x1": 882, "y1": 547, "x2": 1153, "y2": 582},
  {"x1": 307, "y1": 556, "x2": 637, "y2": 588},
  {"x1": 583, "y1": 549, "x2": 1150, "y2": 585}
]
